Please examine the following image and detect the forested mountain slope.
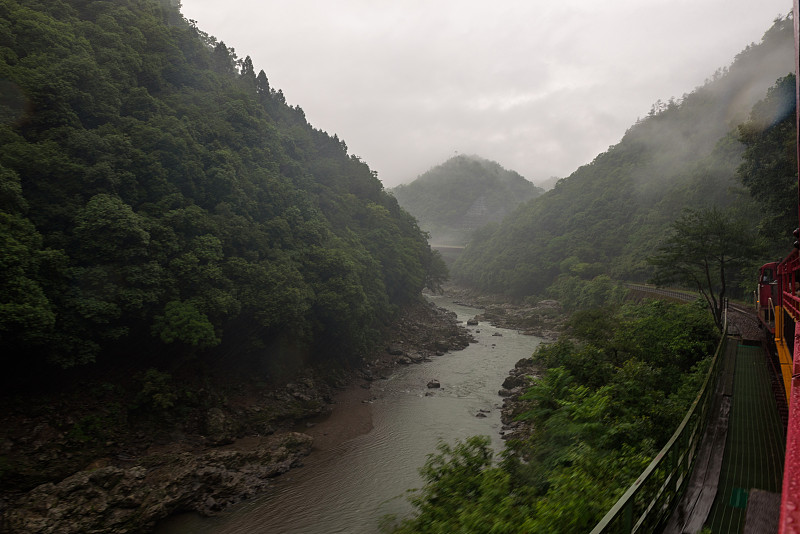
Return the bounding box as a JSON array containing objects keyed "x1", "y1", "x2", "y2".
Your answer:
[
  {"x1": 452, "y1": 15, "x2": 796, "y2": 298},
  {"x1": 390, "y1": 155, "x2": 543, "y2": 246},
  {"x1": 0, "y1": 0, "x2": 446, "y2": 384}
]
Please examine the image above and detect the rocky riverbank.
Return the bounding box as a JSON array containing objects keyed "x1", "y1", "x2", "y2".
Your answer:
[
  {"x1": 0, "y1": 297, "x2": 474, "y2": 534},
  {"x1": 498, "y1": 357, "x2": 542, "y2": 443},
  {"x1": 3, "y1": 433, "x2": 313, "y2": 534},
  {"x1": 436, "y1": 285, "x2": 565, "y2": 445},
  {"x1": 442, "y1": 286, "x2": 564, "y2": 340}
]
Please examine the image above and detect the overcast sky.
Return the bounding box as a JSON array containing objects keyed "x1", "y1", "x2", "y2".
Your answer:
[{"x1": 180, "y1": 1, "x2": 791, "y2": 188}]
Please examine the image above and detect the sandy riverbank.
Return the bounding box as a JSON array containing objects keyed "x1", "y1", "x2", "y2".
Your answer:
[{"x1": 296, "y1": 380, "x2": 374, "y2": 452}]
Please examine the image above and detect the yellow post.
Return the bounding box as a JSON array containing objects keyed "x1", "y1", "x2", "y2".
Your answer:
[{"x1": 774, "y1": 305, "x2": 794, "y2": 402}]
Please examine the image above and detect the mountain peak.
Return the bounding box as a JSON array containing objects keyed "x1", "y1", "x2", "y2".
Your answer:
[{"x1": 391, "y1": 156, "x2": 543, "y2": 246}]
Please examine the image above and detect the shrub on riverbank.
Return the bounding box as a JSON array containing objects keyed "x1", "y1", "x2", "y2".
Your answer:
[{"x1": 391, "y1": 300, "x2": 718, "y2": 533}]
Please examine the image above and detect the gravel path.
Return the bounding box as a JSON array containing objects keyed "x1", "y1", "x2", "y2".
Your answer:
[{"x1": 727, "y1": 304, "x2": 764, "y2": 341}]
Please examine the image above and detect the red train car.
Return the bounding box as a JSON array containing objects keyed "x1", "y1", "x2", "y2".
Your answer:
[
  {"x1": 757, "y1": 257, "x2": 794, "y2": 409},
  {"x1": 765, "y1": 2, "x2": 800, "y2": 530},
  {"x1": 757, "y1": 261, "x2": 779, "y2": 334}
]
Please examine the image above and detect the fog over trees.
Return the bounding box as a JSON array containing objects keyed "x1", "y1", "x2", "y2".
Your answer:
[
  {"x1": 391, "y1": 155, "x2": 543, "y2": 247},
  {"x1": 452, "y1": 15, "x2": 796, "y2": 301}
]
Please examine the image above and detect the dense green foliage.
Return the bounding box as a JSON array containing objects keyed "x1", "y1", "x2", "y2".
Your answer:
[
  {"x1": 0, "y1": 0, "x2": 446, "y2": 381},
  {"x1": 392, "y1": 300, "x2": 718, "y2": 533},
  {"x1": 391, "y1": 155, "x2": 543, "y2": 246},
  {"x1": 452, "y1": 16, "x2": 796, "y2": 298},
  {"x1": 649, "y1": 207, "x2": 761, "y2": 329},
  {"x1": 546, "y1": 274, "x2": 629, "y2": 313},
  {"x1": 737, "y1": 73, "x2": 798, "y2": 249}
]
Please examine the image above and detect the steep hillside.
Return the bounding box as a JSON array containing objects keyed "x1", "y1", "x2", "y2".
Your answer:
[
  {"x1": 452, "y1": 15, "x2": 796, "y2": 298},
  {"x1": 391, "y1": 155, "x2": 543, "y2": 246},
  {"x1": 0, "y1": 0, "x2": 446, "y2": 384}
]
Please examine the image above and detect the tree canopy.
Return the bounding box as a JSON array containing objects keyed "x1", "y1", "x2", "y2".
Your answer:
[
  {"x1": 0, "y1": 0, "x2": 445, "y2": 383},
  {"x1": 737, "y1": 73, "x2": 798, "y2": 251},
  {"x1": 648, "y1": 207, "x2": 760, "y2": 329}
]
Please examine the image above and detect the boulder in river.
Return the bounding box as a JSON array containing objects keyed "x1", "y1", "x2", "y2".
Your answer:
[
  {"x1": 427, "y1": 379, "x2": 441, "y2": 389},
  {"x1": 433, "y1": 340, "x2": 450, "y2": 352}
]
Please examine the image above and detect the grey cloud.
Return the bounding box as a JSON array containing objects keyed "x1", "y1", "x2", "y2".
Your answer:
[{"x1": 181, "y1": 0, "x2": 789, "y2": 186}]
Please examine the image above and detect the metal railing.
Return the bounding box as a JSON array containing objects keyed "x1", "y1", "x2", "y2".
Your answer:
[{"x1": 589, "y1": 306, "x2": 728, "y2": 533}]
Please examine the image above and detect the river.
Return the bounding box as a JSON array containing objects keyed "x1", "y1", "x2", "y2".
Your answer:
[{"x1": 155, "y1": 295, "x2": 542, "y2": 534}]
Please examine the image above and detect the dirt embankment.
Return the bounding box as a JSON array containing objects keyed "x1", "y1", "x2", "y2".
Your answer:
[{"x1": 0, "y1": 298, "x2": 474, "y2": 534}]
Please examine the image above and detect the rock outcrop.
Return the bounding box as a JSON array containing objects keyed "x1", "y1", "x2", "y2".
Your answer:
[
  {"x1": 4, "y1": 433, "x2": 312, "y2": 534},
  {"x1": 500, "y1": 358, "x2": 541, "y2": 441},
  {"x1": 0, "y1": 296, "x2": 475, "y2": 533}
]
